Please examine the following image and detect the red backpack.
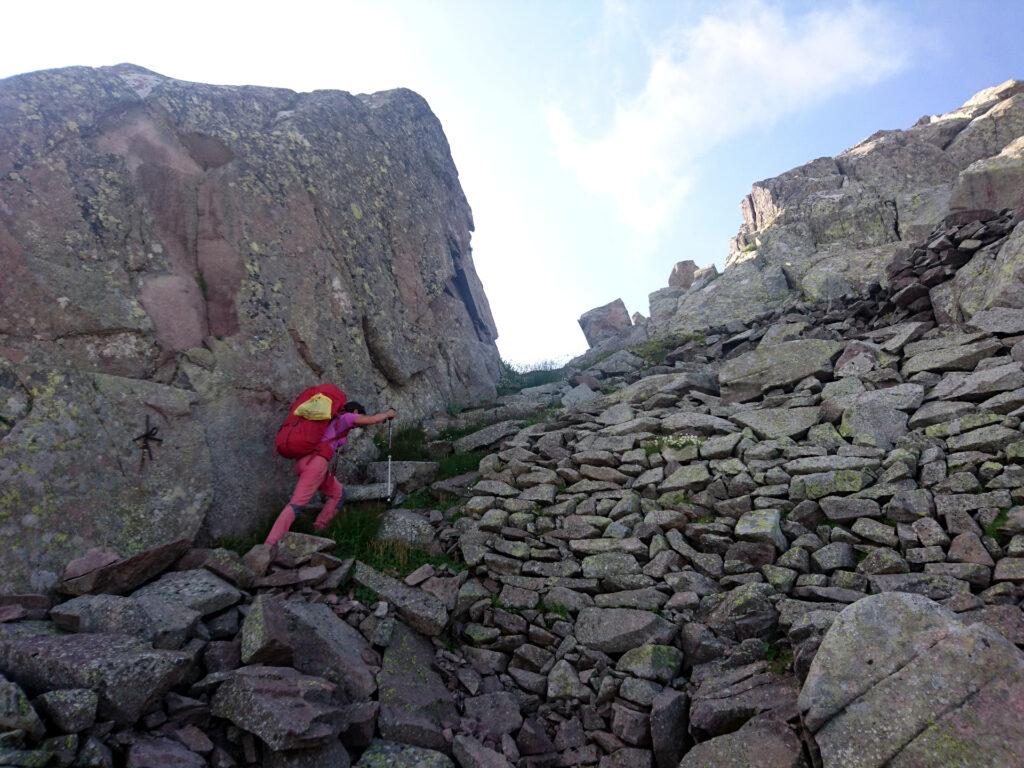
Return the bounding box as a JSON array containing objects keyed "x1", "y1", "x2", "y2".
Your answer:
[{"x1": 275, "y1": 384, "x2": 347, "y2": 460}]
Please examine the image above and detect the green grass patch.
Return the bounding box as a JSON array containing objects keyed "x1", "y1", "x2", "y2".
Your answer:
[
  {"x1": 288, "y1": 500, "x2": 463, "y2": 579},
  {"x1": 762, "y1": 639, "x2": 794, "y2": 675},
  {"x1": 497, "y1": 358, "x2": 566, "y2": 397},
  {"x1": 353, "y1": 585, "x2": 378, "y2": 605},
  {"x1": 306, "y1": 501, "x2": 387, "y2": 559},
  {"x1": 542, "y1": 601, "x2": 570, "y2": 619},
  {"x1": 437, "y1": 449, "x2": 487, "y2": 479},
  {"x1": 402, "y1": 488, "x2": 460, "y2": 511},
  {"x1": 375, "y1": 426, "x2": 430, "y2": 461},
  {"x1": 629, "y1": 333, "x2": 704, "y2": 365},
  {"x1": 983, "y1": 508, "x2": 1010, "y2": 541},
  {"x1": 439, "y1": 421, "x2": 488, "y2": 442}
]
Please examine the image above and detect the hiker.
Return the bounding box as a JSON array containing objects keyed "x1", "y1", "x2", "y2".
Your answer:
[{"x1": 266, "y1": 386, "x2": 395, "y2": 546}]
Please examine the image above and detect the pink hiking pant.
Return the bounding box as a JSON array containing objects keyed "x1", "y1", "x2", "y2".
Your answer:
[{"x1": 264, "y1": 455, "x2": 343, "y2": 545}]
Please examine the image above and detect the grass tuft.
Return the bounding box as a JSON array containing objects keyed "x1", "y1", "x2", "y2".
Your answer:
[
  {"x1": 983, "y1": 508, "x2": 1010, "y2": 541},
  {"x1": 437, "y1": 450, "x2": 487, "y2": 479},
  {"x1": 762, "y1": 639, "x2": 794, "y2": 675},
  {"x1": 629, "y1": 333, "x2": 704, "y2": 365},
  {"x1": 497, "y1": 358, "x2": 566, "y2": 397},
  {"x1": 375, "y1": 426, "x2": 430, "y2": 461},
  {"x1": 402, "y1": 488, "x2": 460, "y2": 511},
  {"x1": 542, "y1": 602, "x2": 570, "y2": 619}
]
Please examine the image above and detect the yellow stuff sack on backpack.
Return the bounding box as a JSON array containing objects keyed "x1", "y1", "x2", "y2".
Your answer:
[{"x1": 292, "y1": 392, "x2": 334, "y2": 420}]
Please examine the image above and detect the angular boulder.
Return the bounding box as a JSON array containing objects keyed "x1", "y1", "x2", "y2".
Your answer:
[
  {"x1": 798, "y1": 592, "x2": 1024, "y2": 767},
  {"x1": 718, "y1": 340, "x2": 844, "y2": 401},
  {"x1": 0, "y1": 633, "x2": 191, "y2": 724},
  {"x1": 129, "y1": 568, "x2": 241, "y2": 616},
  {"x1": 211, "y1": 666, "x2": 343, "y2": 751},
  {"x1": 575, "y1": 608, "x2": 676, "y2": 653},
  {"x1": 355, "y1": 740, "x2": 454, "y2": 768},
  {"x1": 579, "y1": 299, "x2": 632, "y2": 348},
  {"x1": 732, "y1": 407, "x2": 821, "y2": 440},
  {"x1": 50, "y1": 593, "x2": 200, "y2": 649},
  {"x1": 668, "y1": 260, "x2": 699, "y2": 290},
  {"x1": 679, "y1": 715, "x2": 805, "y2": 768},
  {"x1": 352, "y1": 562, "x2": 448, "y2": 636},
  {"x1": 376, "y1": 623, "x2": 458, "y2": 753},
  {"x1": 0, "y1": 672, "x2": 45, "y2": 739},
  {"x1": 59, "y1": 539, "x2": 192, "y2": 596},
  {"x1": 241, "y1": 595, "x2": 377, "y2": 701}
]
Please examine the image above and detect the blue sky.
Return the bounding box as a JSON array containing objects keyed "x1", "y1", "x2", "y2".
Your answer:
[{"x1": 3, "y1": 0, "x2": 1024, "y2": 364}]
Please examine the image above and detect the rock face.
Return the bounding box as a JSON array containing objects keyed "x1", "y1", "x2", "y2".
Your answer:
[
  {"x1": 0, "y1": 64, "x2": 500, "y2": 590},
  {"x1": 649, "y1": 80, "x2": 1024, "y2": 337},
  {"x1": 799, "y1": 592, "x2": 1024, "y2": 767}
]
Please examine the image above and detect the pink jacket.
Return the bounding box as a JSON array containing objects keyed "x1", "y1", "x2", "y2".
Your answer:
[{"x1": 319, "y1": 412, "x2": 361, "y2": 454}]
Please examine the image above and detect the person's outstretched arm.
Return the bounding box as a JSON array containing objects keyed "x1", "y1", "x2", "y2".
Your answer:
[{"x1": 352, "y1": 408, "x2": 396, "y2": 427}]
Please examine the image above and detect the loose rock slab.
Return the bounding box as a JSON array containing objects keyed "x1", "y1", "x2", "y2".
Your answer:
[
  {"x1": 575, "y1": 607, "x2": 675, "y2": 653},
  {"x1": 718, "y1": 340, "x2": 844, "y2": 401},
  {"x1": 798, "y1": 592, "x2": 1024, "y2": 767},
  {"x1": 679, "y1": 715, "x2": 805, "y2": 768},
  {"x1": 211, "y1": 665, "x2": 343, "y2": 751},
  {"x1": 352, "y1": 562, "x2": 448, "y2": 636},
  {"x1": 0, "y1": 633, "x2": 191, "y2": 724},
  {"x1": 376, "y1": 624, "x2": 458, "y2": 753},
  {"x1": 59, "y1": 539, "x2": 191, "y2": 596},
  {"x1": 355, "y1": 739, "x2": 454, "y2": 768}
]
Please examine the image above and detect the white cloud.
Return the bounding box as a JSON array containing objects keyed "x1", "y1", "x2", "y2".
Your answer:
[{"x1": 547, "y1": 0, "x2": 910, "y2": 236}]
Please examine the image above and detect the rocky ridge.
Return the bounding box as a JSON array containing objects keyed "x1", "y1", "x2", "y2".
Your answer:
[
  {"x1": 3, "y1": 207, "x2": 1024, "y2": 767},
  {"x1": 639, "y1": 80, "x2": 1024, "y2": 340},
  {"x1": 0, "y1": 64, "x2": 500, "y2": 591}
]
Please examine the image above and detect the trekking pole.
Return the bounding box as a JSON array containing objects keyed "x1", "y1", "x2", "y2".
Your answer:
[{"x1": 386, "y1": 410, "x2": 394, "y2": 503}]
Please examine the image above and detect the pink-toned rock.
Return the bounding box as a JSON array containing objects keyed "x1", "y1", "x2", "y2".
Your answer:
[
  {"x1": 668, "y1": 260, "x2": 698, "y2": 290},
  {"x1": 211, "y1": 666, "x2": 344, "y2": 751},
  {"x1": 579, "y1": 299, "x2": 632, "y2": 348},
  {"x1": 0, "y1": 605, "x2": 27, "y2": 623},
  {"x1": 60, "y1": 539, "x2": 192, "y2": 596},
  {"x1": 62, "y1": 548, "x2": 121, "y2": 582},
  {"x1": 0, "y1": 595, "x2": 50, "y2": 620}
]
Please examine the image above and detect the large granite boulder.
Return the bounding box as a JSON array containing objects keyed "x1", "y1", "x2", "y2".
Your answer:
[
  {"x1": 0, "y1": 63, "x2": 500, "y2": 590},
  {"x1": 798, "y1": 592, "x2": 1024, "y2": 767}
]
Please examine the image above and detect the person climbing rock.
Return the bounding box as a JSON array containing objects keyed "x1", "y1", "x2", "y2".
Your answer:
[{"x1": 267, "y1": 384, "x2": 395, "y2": 545}]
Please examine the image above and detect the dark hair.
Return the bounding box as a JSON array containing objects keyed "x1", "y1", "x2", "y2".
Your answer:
[{"x1": 343, "y1": 401, "x2": 366, "y2": 415}]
